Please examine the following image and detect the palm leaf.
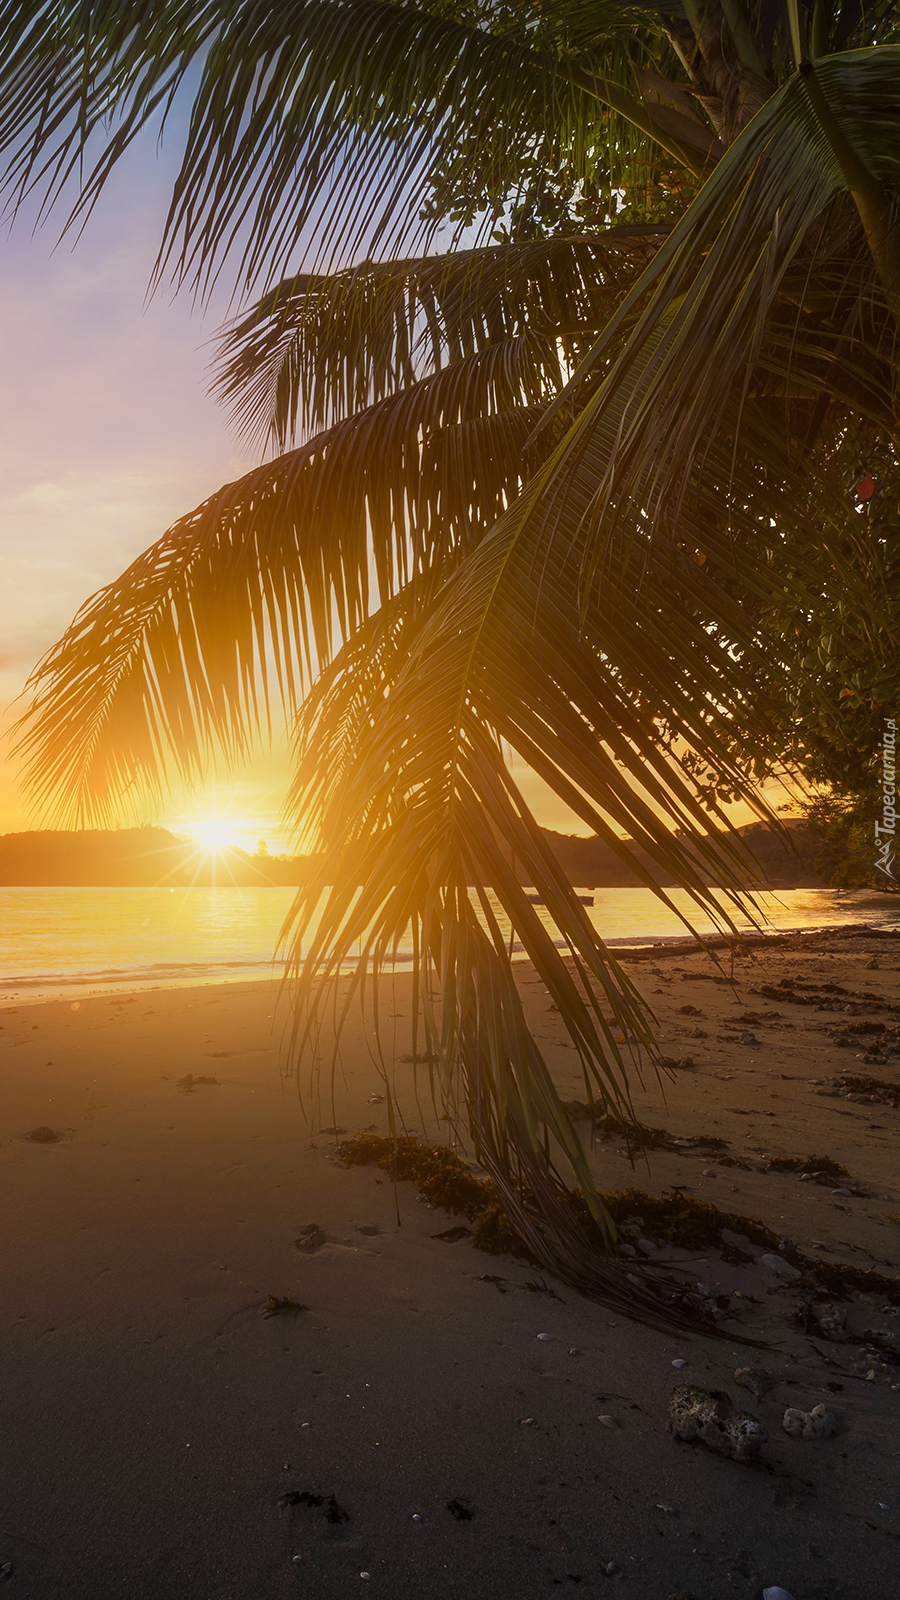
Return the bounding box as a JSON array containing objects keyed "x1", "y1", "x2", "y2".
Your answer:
[
  {"x1": 212, "y1": 225, "x2": 669, "y2": 446},
  {"x1": 521, "y1": 49, "x2": 900, "y2": 602},
  {"x1": 15, "y1": 337, "x2": 557, "y2": 822},
  {"x1": 272, "y1": 48, "x2": 900, "y2": 1309},
  {"x1": 0, "y1": 0, "x2": 696, "y2": 298}
]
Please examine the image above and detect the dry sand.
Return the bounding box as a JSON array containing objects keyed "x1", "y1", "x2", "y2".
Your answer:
[{"x1": 1, "y1": 929, "x2": 899, "y2": 1599}]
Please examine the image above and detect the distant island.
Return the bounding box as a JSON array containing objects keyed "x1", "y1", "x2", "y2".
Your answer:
[
  {"x1": 0, "y1": 819, "x2": 822, "y2": 889},
  {"x1": 0, "y1": 827, "x2": 310, "y2": 888}
]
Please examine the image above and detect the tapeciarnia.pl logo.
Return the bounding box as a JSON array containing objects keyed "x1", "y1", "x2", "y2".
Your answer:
[{"x1": 874, "y1": 717, "x2": 897, "y2": 883}]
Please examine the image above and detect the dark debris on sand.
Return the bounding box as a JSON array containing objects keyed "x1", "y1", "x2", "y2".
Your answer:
[
  {"x1": 262, "y1": 1295, "x2": 307, "y2": 1319},
  {"x1": 279, "y1": 1491, "x2": 350, "y2": 1523},
  {"x1": 447, "y1": 1499, "x2": 474, "y2": 1521},
  {"x1": 295, "y1": 1224, "x2": 327, "y2": 1253}
]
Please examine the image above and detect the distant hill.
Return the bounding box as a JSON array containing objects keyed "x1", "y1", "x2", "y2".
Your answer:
[
  {"x1": 0, "y1": 827, "x2": 316, "y2": 888},
  {"x1": 0, "y1": 819, "x2": 822, "y2": 889},
  {"x1": 540, "y1": 817, "x2": 822, "y2": 890}
]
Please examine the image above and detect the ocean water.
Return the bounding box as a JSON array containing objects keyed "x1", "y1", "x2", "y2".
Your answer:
[{"x1": 1, "y1": 884, "x2": 898, "y2": 1004}]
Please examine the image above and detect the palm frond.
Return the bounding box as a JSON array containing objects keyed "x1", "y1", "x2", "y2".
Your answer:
[
  {"x1": 279, "y1": 516, "x2": 773, "y2": 1323},
  {"x1": 0, "y1": 0, "x2": 692, "y2": 297},
  {"x1": 11, "y1": 11, "x2": 900, "y2": 1323},
  {"x1": 212, "y1": 225, "x2": 668, "y2": 447},
  {"x1": 273, "y1": 48, "x2": 900, "y2": 1310},
  {"x1": 525, "y1": 47, "x2": 900, "y2": 597},
  {"x1": 15, "y1": 338, "x2": 556, "y2": 823}
]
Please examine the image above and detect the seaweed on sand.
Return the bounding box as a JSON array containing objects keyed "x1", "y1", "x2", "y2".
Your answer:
[
  {"x1": 337, "y1": 1135, "x2": 768, "y2": 1338},
  {"x1": 802, "y1": 1261, "x2": 900, "y2": 1305},
  {"x1": 763, "y1": 1154, "x2": 848, "y2": 1177},
  {"x1": 262, "y1": 1295, "x2": 307, "y2": 1318},
  {"x1": 338, "y1": 1133, "x2": 522, "y2": 1258},
  {"x1": 762, "y1": 1153, "x2": 864, "y2": 1190},
  {"x1": 752, "y1": 977, "x2": 897, "y2": 1016},
  {"x1": 561, "y1": 1101, "x2": 728, "y2": 1154},
  {"x1": 338, "y1": 1135, "x2": 900, "y2": 1309},
  {"x1": 816, "y1": 1073, "x2": 900, "y2": 1107}
]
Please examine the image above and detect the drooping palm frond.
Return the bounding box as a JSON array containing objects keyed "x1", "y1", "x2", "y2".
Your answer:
[
  {"x1": 0, "y1": 0, "x2": 698, "y2": 299},
  {"x1": 278, "y1": 496, "x2": 778, "y2": 1321},
  {"x1": 15, "y1": 336, "x2": 557, "y2": 822},
  {"x1": 211, "y1": 225, "x2": 668, "y2": 447},
  {"x1": 3, "y1": 2, "x2": 895, "y2": 306},
  {"x1": 269, "y1": 46, "x2": 900, "y2": 1307}
]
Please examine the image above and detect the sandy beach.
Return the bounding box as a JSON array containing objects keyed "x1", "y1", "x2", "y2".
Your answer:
[{"x1": 2, "y1": 928, "x2": 899, "y2": 1599}]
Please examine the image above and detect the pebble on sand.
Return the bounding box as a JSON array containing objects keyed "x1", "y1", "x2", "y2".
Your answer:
[
  {"x1": 782, "y1": 1403, "x2": 838, "y2": 1439},
  {"x1": 759, "y1": 1253, "x2": 803, "y2": 1281},
  {"x1": 734, "y1": 1364, "x2": 776, "y2": 1400},
  {"x1": 668, "y1": 1384, "x2": 768, "y2": 1464}
]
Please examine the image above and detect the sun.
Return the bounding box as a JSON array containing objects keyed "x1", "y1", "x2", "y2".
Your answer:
[{"x1": 190, "y1": 818, "x2": 235, "y2": 854}]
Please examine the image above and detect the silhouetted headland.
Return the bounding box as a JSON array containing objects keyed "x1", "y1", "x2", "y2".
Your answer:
[{"x1": 0, "y1": 820, "x2": 822, "y2": 888}]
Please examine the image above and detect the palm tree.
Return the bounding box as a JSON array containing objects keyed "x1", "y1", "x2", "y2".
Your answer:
[{"x1": 3, "y1": 1, "x2": 898, "y2": 1325}]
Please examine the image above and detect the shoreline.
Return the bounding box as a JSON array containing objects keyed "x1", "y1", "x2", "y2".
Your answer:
[{"x1": 3, "y1": 912, "x2": 900, "y2": 1009}]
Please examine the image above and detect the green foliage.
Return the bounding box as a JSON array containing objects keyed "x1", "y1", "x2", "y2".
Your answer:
[
  {"x1": 759, "y1": 436, "x2": 900, "y2": 794},
  {"x1": 800, "y1": 789, "x2": 894, "y2": 889}
]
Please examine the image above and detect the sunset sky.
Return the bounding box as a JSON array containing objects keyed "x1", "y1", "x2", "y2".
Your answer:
[
  {"x1": 1, "y1": 120, "x2": 781, "y2": 854},
  {"x1": 0, "y1": 124, "x2": 605, "y2": 853}
]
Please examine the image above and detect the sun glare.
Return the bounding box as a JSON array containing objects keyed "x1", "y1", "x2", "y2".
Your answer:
[{"x1": 190, "y1": 818, "x2": 235, "y2": 854}]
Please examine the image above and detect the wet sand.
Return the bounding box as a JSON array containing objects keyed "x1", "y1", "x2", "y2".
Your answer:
[{"x1": 1, "y1": 928, "x2": 899, "y2": 1598}]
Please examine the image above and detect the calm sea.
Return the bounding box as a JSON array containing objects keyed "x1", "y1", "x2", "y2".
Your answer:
[{"x1": 1, "y1": 885, "x2": 898, "y2": 1005}]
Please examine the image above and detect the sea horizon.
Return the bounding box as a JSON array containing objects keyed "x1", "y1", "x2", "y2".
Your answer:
[{"x1": 3, "y1": 883, "x2": 898, "y2": 1006}]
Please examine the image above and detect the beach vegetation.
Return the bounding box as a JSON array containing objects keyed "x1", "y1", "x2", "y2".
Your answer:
[{"x1": 3, "y1": 1, "x2": 900, "y2": 1318}]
